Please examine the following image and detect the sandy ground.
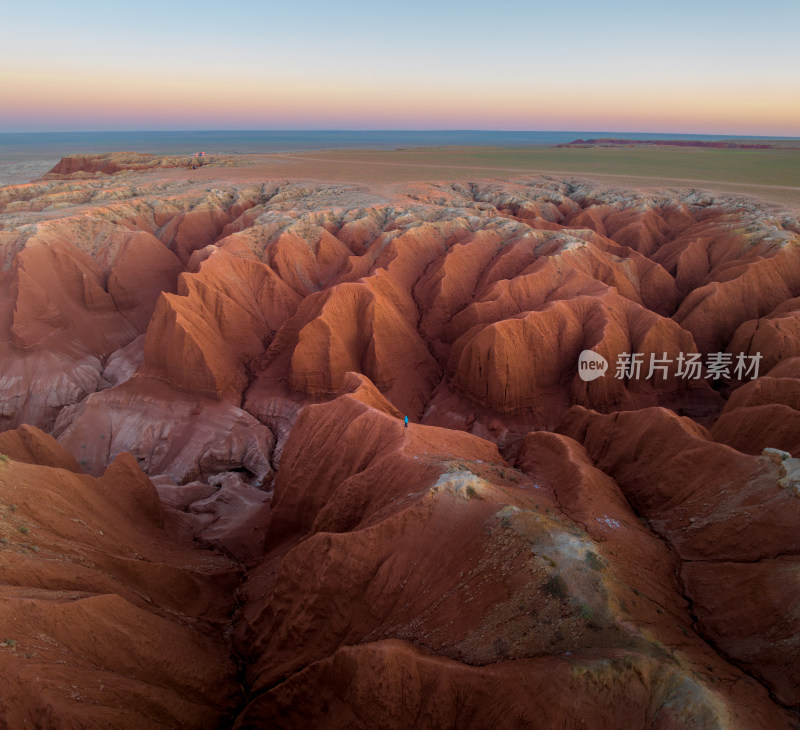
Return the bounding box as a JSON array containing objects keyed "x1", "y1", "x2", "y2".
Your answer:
[
  {"x1": 125, "y1": 150, "x2": 799, "y2": 214},
  {"x1": 0, "y1": 159, "x2": 60, "y2": 186},
  {"x1": 4, "y1": 146, "x2": 798, "y2": 213}
]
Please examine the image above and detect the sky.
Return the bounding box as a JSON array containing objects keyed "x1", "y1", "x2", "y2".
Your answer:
[{"x1": 2, "y1": 0, "x2": 798, "y2": 135}]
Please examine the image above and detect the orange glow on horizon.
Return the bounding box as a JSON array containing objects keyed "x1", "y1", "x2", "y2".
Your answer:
[{"x1": 2, "y1": 68, "x2": 798, "y2": 136}]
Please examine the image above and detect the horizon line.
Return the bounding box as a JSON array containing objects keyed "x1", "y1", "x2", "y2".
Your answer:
[{"x1": 2, "y1": 128, "x2": 799, "y2": 140}]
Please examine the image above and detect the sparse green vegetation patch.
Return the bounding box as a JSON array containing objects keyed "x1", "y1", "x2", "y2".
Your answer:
[{"x1": 543, "y1": 574, "x2": 568, "y2": 600}]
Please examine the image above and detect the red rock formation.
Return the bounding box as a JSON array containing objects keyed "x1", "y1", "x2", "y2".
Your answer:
[
  {"x1": 143, "y1": 249, "x2": 301, "y2": 400},
  {"x1": 560, "y1": 138, "x2": 775, "y2": 149},
  {"x1": 673, "y1": 247, "x2": 800, "y2": 353},
  {"x1": 47, "y1": 152, "x2": 164, "y2": 176},
  {"x1": 233, "y1": 377, "x2": 793, "y2": 728},
  {"x1": 45, "y1": 152, "x2": 236, "y2": 178},
  {"x1": 0, "y1": 429, "x2": 240, "y2": 728},
  {"x1": 53, "y1": 375, "x2": 274, "y2": 484},
  {"x1": 0, "y1": 186, "x2": 263, "y2": 430},
  {"x1": 728, "y1": 296, "x2": 800, "y2": 376},
  {"x1": 0, "y1": 423, "x2": 81, "y2": 471},
  {"x1": 107, "y1": 232, "x2": 184, "y2": 331},
  {"x1": 712, "y1": 404, "x2": 800, "y2": 457},
  {"x1": 708, "y1": 295, "x2": 800, "y2": 455},
  {"x1": 236, "y1": 640, "x2": 779, "y2": 730},
  {"x1": 254, "y1": 279, "x2": 441, "y2": 417},
  {"x1": 558, "y1": 406, "x2": 800, "y2": 708},
  {"x1": 1, "y1": 170, "x2": 800, "y2": 726},
  {"x1": 683, "y1": 558, "x2": 800, "y2": 708}
]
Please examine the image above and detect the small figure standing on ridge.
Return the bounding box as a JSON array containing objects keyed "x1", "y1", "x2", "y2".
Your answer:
[{"x1": 404, "y1": 416, "x2": 409, "y2": 429}]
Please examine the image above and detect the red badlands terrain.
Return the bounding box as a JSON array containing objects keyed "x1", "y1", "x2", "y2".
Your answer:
[{"x1": 0, "y1": 153, "x2": 799, "y2": 728}]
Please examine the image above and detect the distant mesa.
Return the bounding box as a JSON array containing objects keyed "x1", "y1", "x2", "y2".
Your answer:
[
  {"x1": 558, "y1": 137, "x2": 776, "y2": 149},
  {"x1": 44, "y1": 151, "x2": 236, "y2": 178}
]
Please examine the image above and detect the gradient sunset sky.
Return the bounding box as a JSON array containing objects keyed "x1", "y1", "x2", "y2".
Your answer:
[{"x1": 2, "y1": 0, "x2": 798, "y2": 135}]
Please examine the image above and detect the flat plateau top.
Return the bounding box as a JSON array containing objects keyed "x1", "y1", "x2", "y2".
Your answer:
[{"x1": 137, "y1": 145, "x2": 800, "y2": 211}]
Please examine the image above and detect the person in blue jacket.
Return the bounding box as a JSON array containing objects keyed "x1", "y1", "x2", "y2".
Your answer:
[{"x1": 404, "y1": 416, "x2": 409, "y2": 429}]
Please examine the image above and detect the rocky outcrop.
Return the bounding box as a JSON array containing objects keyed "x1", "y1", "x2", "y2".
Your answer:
[{"x1": 45, "y1": 152, "x2": 237, "y2": 178}]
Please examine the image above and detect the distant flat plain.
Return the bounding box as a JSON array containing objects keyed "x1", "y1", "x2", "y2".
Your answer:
[
  {"x1": 275, "y1": 144, "x2": 800, "y2": 184},
  {"x1": 6, "y1": 138, "x2": 799, "y2": 211},
  {"x1": 146, "y1": 143, "x2": 798, "y2": 209},
  {"x1": 255, "y1": 145, "x2": 800, "y2": 205}
]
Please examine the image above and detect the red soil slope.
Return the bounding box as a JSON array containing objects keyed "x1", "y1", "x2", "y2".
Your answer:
[{"x1": 0, "y1": 428, "x2": 240, "y2": 728}]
